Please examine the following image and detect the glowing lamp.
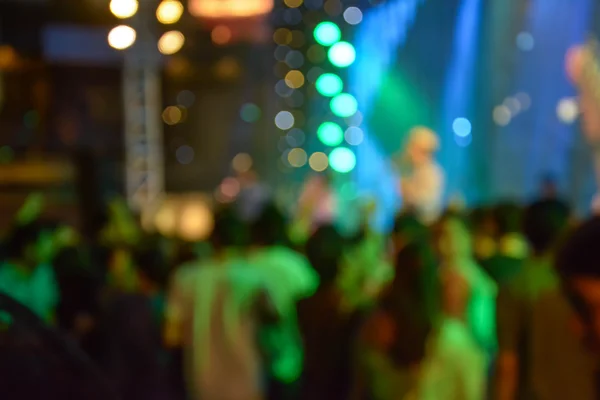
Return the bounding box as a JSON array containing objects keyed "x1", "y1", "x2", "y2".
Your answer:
[
  {"x1": 329, "y1": 147, "x2": 356, "y2": 173},
  {"x1": 189, "y1": 0, "x2": 273, "y2": 44},
  {"x1": 317, "y1": 122, "x2": 344, "y2": 146},
  {"x1": 189, "y1": 0, "x2": 273, "y2": 18},
  {"x1": 108, "y1": 25, "x2": 137, "y2": 50}
]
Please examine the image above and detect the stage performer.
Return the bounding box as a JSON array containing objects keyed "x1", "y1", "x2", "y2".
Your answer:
[
  {"x1": 566, "y1": 42, "x2": 600, "y2": 213},
  {"x1": 396, "y1": 126, "x2": 445, "y2": 224},
  {"x1": 290, "y1": 174, "x2": 337, "y2": 244}
]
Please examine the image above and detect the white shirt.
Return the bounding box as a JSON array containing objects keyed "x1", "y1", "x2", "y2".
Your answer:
[
  {"x1": 166, "y1": 256, "x2": 266, "y2": 400},
  {"x1": 413, "y1": 318, "x2": 487, "y2": 400},
  {"x1": 401, "y1": 162, "x2": 445, "y2": 224}
]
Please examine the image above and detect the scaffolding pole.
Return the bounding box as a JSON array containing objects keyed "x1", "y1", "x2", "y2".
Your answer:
[{"x1": 122, "y1": 2, "x2": 164, "y2": 214}]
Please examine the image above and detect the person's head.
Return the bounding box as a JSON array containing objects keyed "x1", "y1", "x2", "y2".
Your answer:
[
  {"x1": 210, "y1": 206, "x2": 249, "y2": 251},
  {"x1": 133, "y1": 243, "x2": 169, "y2": 292},
  {"x1": 5, "y1": 223, "x2": 47, "y2": 267},
  {"x1": 541, "y1": 173, "x2": 558, "y2": 199},
  {"x1": 382, "y1": 241, "x2": 439, "y2": 367},
  {"x1": 436, "y1": 211, "x2": 473, "y2": 262},
  {"x1": 522, "y1": 199, "x2": 569, "y2": 256},
  {"x1": 251, "y1": 203, "x2": 289, "y2": 247},
  {"x1": 493, "y1": 202, "x2": 523, "y2": 237},
  {"x1": 556, "y1": 217, "x2": 600, "y2": 352},
  {"x1": 305, "y1": 224, "x2": 345, "y2": 286},
  {"x1": 392, "y1": 212, "x2": 429, "y2": 254},
  {"x1": 405, "y1": 126, "x2": 439, "y2": 166}
]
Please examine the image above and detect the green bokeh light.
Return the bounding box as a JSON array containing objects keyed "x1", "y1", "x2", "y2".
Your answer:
[
  {"x1": 330, "y1": 93, "x2": 358, "y2": 118},
  {"x1": 240, "y1": 103, "x2": 261, "y2": 123},
  {"x1": 315, "y1": 73, "x2": 343, "y2": 97},
  {"x1": 329, "y1": 147, "x2": 356, "y2": 173},
  {"x1": 313, "y1": 22, "x2": 341, "y2": 46},
  {"x1": 317, "y1": 122, "x2": 344, "y2": 146},
  {"x1": 328, "y1": 41, "x2": 356, "y2": 68}
]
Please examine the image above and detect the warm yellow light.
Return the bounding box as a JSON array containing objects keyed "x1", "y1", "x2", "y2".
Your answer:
[
  {"x1": 288, "y1": 148, "x2": 307, "y2": 167},
  {"x1": 285, "y1": 70, "x2": 305, "y2": 89},
  {"x1": 232, "y1": 153, "x2": 253, "y2": 173},
  {"x1": 273, "y1": 28, "x2": 292, "y2": 45},
  {"x1": 214, "y1": 57, "x2": 241, "y2": 80},
  {"x1": 158, "y1": 31, "x2": 185, "y2": 55},
  {"x1": 156, "y1": 0, "x2": 184, "y2": 24},
  {"x1": 162, "y1": 106, "x2": 183, "y2": 125},
  {"x1": 110, "y1": 0, "x2": 138, "y2": 19},
  {"x1": 108, "y1": 25, "x2": 137, "y2": 50},
  {"x1": 211, "y1": 25, "x2": 232, "y2": 45},
  {"x1": 284, "y1": 0, "x2": 303, "y2": 8},
  {"x1": 309, "y1": 152, "x2": 328, "y2": 171},
  {"x1": 154, "y1": 204, "x2": 178, "y2": 237},
  {"x1": 179, "y1": 203, "x2": 214, "y2": 241},
  {"x1": 189, "y1": 0, "x2": 273, "y2": 18}
]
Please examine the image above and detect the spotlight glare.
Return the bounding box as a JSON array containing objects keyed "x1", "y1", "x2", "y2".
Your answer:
[
  {"x1": 156, "y1": 0, "x2": 184, "y2": 24},
  {"x1": 328, "y1": 41, "x2": 356, "y2": 67},
  {"x1": 309, "y1": 152, "x2": 329, "y2": 172},
  {"x1": 316, "y1": 73, "x2": 343, "y2": 97},
  {"x1": 343, "y1": 7, "x2": 363, "y2": 25},
  {"x1": 108, "y1": 25, "x2": 137, "y2": 50},
  {"x1": 317, "y1": 122, "x2": 344, "y2": 146},
  {"x1": 330, "y1": 93, "x2": 358, "y2": 118},
  {"x1": 557, "y1": 97, "x2": 579, "y2": 124},
  {"x1": 313, "y1": 22, "x2": 341, "y2": 46},
  {"x1": 275, "y1": 111, "x2": 295, "y2": 130},
  {"x1": 493, "y1": 105, "x2": 511, "y2": 126},
  {"x1": 329, "y1": 147, "x2": 356, "y2": 173},
  {"x1": 452, "y1": 117, "x2": 472, "y2": 137},
  {"x1": 158, "y1": 30, "x2": 185, "y2": 55},
  {"x1": 110, "y1": 0, "x2": 138, "y2": 19}
]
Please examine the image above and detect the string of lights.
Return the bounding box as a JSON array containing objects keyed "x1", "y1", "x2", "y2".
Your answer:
[{"x1": 273, "y1": 0, "x2": 365, "y2": 176}]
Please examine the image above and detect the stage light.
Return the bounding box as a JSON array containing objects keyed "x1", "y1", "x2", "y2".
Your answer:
[
  {"x1": 330, "y1": 93, "x2": 358, "y2": 118},
  {"x1": 452, "y1": 118, "x2": 472, "y2": 137},
  {"x1": 288, "y1": 148, "x2": 308, "y2": 167},
  {"x1": 211, "y1": 25, "x2": 232, "y2": 45},
  {"x1": 158, "y1": 31, "x2": 185, "y2": 55},
  {"x1": 108, "y1": 25, "x2": 137, "y2": 50},
  {"x1": 287, "y1": 128, "x2": 306, "y2": 146},
  {"x1": 176, "y1": 145, "x2": 194, "y2": 164},
  {"x1": 328, "y1": 41, "x2": 356, "y2": 67},
  {"x1": 156, "y1": 0, "x2": 184, "y2": 24},
  {"x1": 317, "y1": 122, "x2": 344, "y2": 146},
  {"x1": 343, "y1": 7, "x2": 363, "y2": 25},
  {"x1": 273, "y1": 28, "x2": 293, "y2": 45},
  {"x1": 240, "y1": 103, "x2": 261, "y2": 122},
  {"x1": 516, "y1": 32, "x2": 534, "y2": 52},
  {"x1": 162, "y1": 106, "x2": 183, "y2": 125},
  {"x1": 493, "y1": 105, "x2": 511, "y2": 126},
  {"x1": 515, "y1": 92, "x2": 531, "y2": 110},
  {"x1": 345, "y1": 126, "x2": 364, "y2": 145},
  {"x1": 557, "y1": 97, "x2": 579, "y2": 123},
  {"x1": 316, "y1": 73, "x2": 343, "y2": 97},
  {"x1": 285, "y1": 51, "x2": 305, "y2": 69},
  {"x1": 313, "y1": 22, "x2": 341, "y2": 46},
  {"x1": 285, "y1": 70, "x2": 305, "y2": 89},
  {"x1": 232, "y1": 153, "x2": 253, "y2": 172},
  {"x1": 275, "y1": 111, "x2": 295, "y2": 130},
  {"x1": 189, "y1": 0, "x2": 273, "y2": 18},
  {"x1": 503, "y1": 97, "x2": 521, "y2": 114},
  {"x1": 284, "y1": 0, "x2": 304, "y2": 7},
  {"x1": 309, "y1": 152, "x2": 329, "y2": 171},
  {"x1": 329, "y1": 147, "x2": 356, "y2": 173},
  {"x1": 110, "y1": 0, "x2": 138, "y2": 19}
]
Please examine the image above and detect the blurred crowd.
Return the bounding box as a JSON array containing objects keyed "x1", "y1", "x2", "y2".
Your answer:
[{"x1": 1, "y1": 185, "x2": 600, "y2": 400}]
